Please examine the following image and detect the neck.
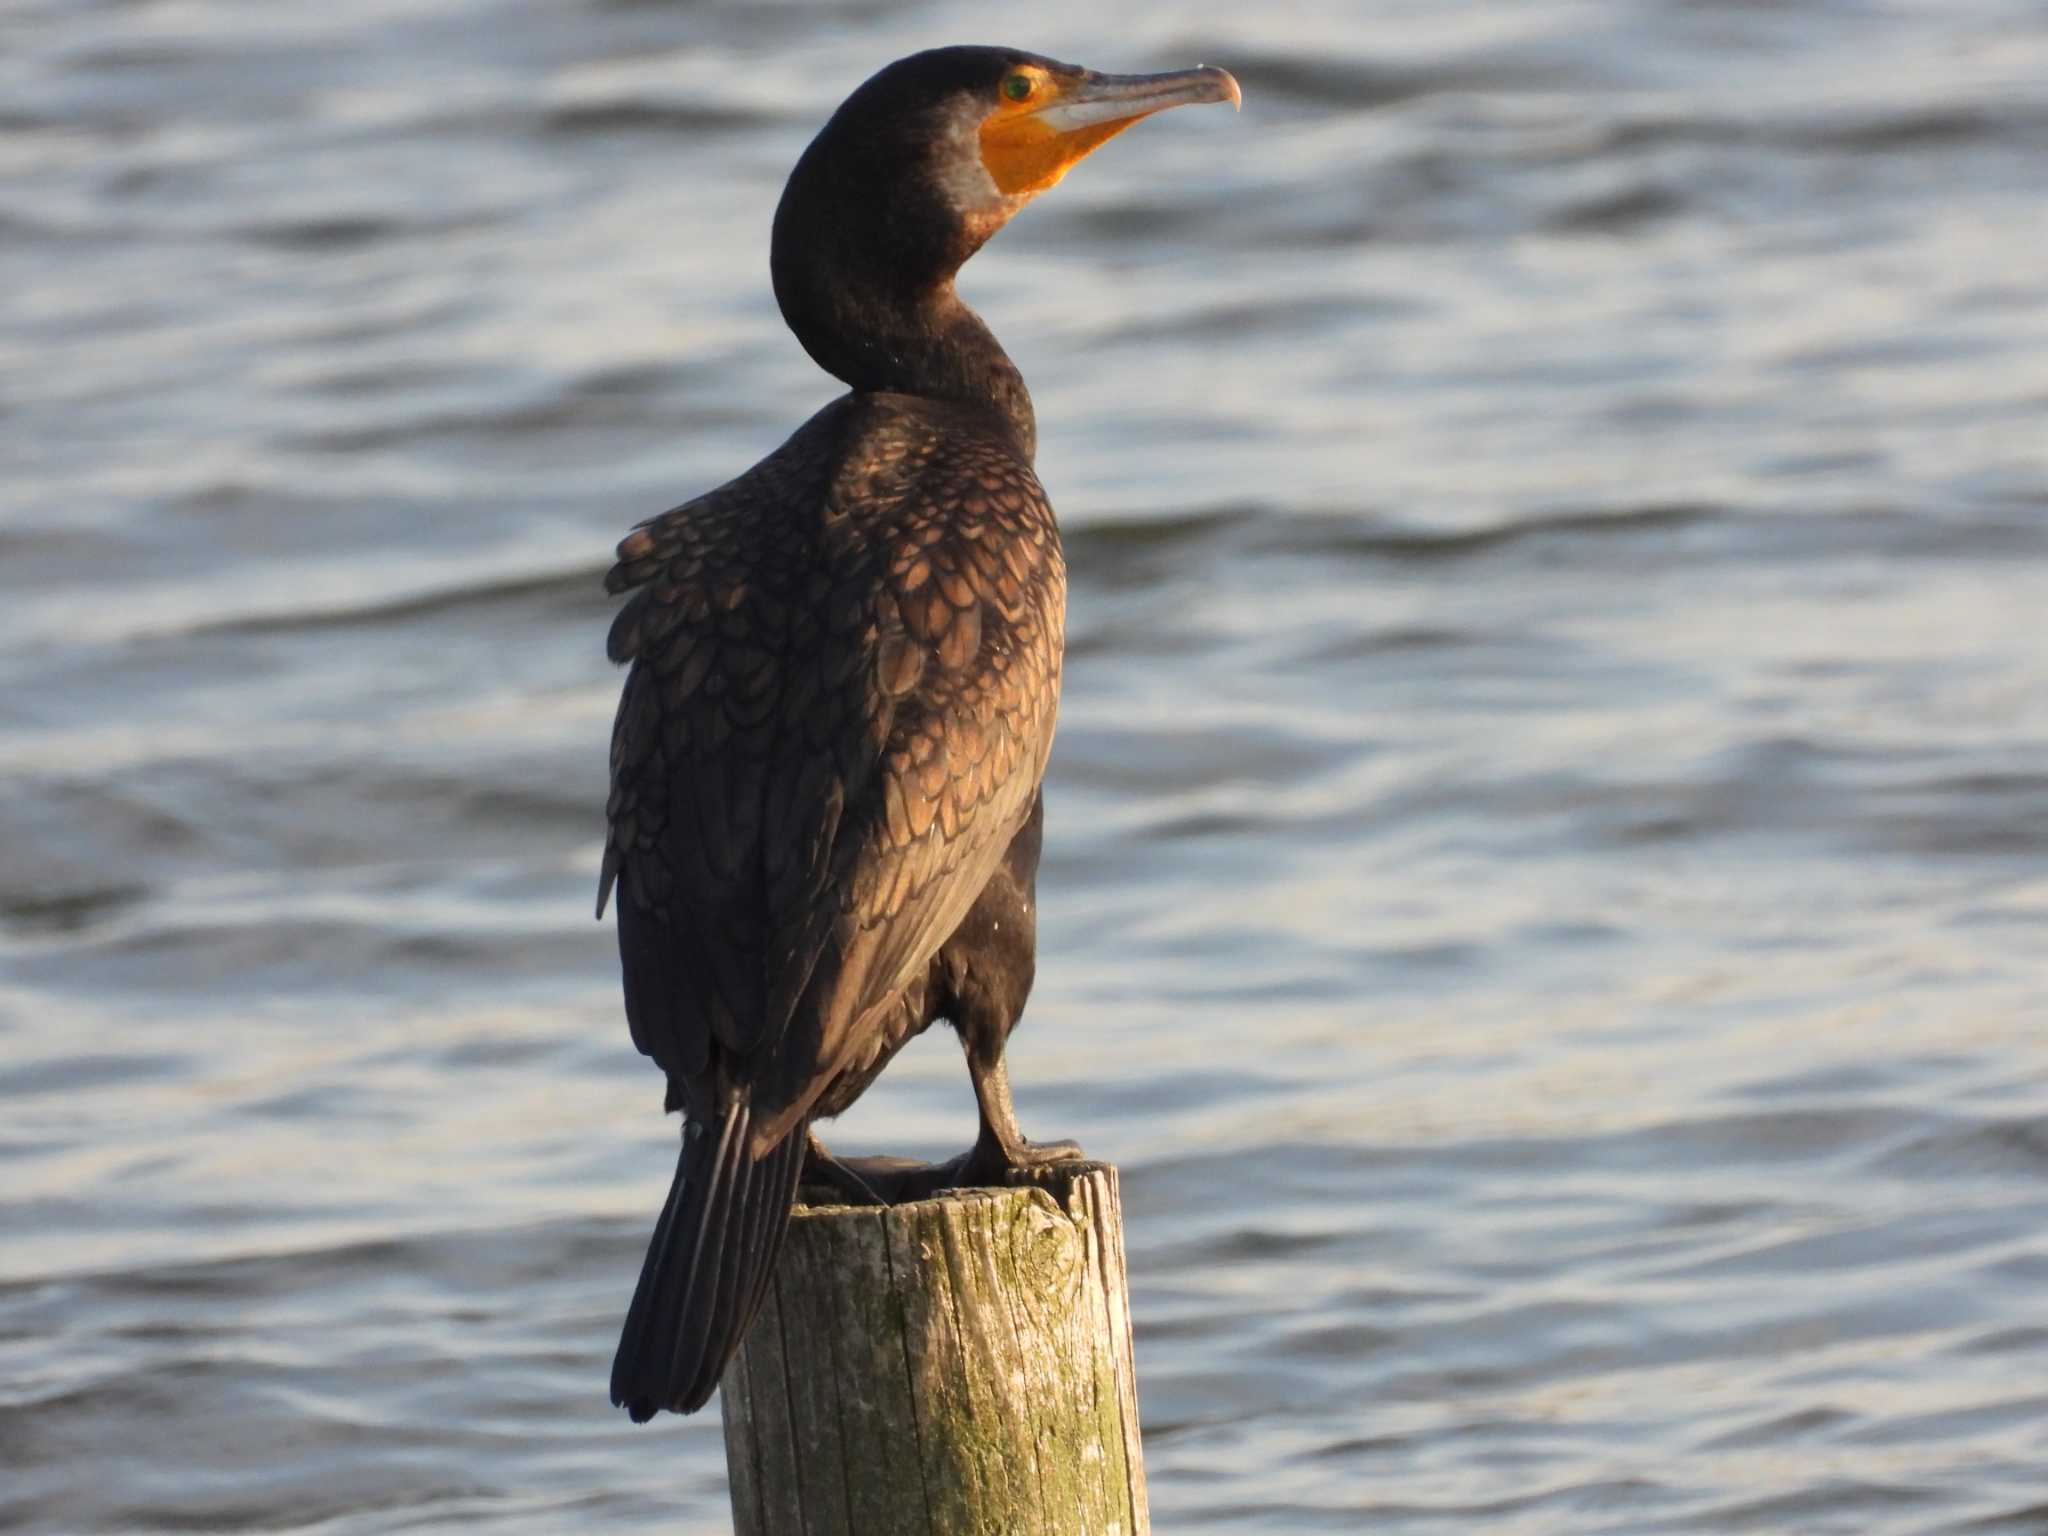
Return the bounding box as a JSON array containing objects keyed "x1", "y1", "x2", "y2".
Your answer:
[{"x1": 771, "y1": 221, "x2": 1036, "y2": 460}]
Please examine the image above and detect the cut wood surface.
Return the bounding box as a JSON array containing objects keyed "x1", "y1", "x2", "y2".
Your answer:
[{"x1": 720, "y1": 1161, "x2": 1148, "y2": 1536}]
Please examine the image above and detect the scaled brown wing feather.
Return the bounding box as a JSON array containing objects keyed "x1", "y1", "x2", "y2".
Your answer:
[
  {"x1": 600, "y1": 404, "x2": 1064, "y2": 1133},
  {"x1": 600, "y1": 412, "x2": 865, "y2": 1095},
  {"x1": 776, "y1": 434, "x2": 1063, "y2": 1135}
]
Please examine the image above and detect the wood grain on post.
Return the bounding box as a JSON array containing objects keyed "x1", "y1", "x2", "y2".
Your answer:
[{"x1": 720, "y1": 1161, "x2": 1148, "y2": 1536}]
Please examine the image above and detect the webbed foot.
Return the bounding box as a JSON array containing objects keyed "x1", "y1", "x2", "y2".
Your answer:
[
  {"x1": 801, "y1": 1131, "x2": 893, "y2": 1205},
  {"x1": 800, "y1": 1134, "x2": 981, "y2": 1205}
]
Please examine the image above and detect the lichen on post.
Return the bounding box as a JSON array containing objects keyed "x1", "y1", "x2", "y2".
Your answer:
[{"x1": 720, "y1": 1161, "x2": 1148, "y2": 1536}]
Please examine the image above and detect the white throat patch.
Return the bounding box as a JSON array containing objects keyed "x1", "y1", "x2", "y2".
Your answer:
[{"x1": 928, "y1": 93, "x2": 1036, "y2": 239}]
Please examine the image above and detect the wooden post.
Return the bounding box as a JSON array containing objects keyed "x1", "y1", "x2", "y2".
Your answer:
[{"x1": 719, "y1": 1161, "x2": 1148, "y2": 1536}]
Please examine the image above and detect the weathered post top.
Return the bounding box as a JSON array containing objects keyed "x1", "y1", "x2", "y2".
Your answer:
[{"x1": 721, "y1": 1161, "x2": 1148, "y2": 1536}]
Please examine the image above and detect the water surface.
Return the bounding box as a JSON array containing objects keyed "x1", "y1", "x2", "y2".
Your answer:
[{"x1": 4, "y1": 0, "x2": 2047, "y2": 1530}]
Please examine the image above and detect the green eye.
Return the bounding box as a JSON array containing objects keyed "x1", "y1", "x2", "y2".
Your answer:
[{"x1": 1001, "y1": 73, "x2": 1033, "y2": 102}]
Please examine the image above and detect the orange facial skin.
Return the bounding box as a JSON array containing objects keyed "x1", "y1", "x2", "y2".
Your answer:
[{"x1": 978, "y1": 62, "x2": 1240, "y2": 197}]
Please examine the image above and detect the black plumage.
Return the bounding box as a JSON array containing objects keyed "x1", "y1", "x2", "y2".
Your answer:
[{"x1": 598, "y1": 44, "x2": 1238, "y2": 1421}]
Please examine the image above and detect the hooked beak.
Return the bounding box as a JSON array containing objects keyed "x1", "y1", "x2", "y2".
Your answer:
[
  {"x1": 979, "y1": 64, "x2": 1242, "y2": 197},
  {"x1": 1033, "y1": 65, "x2": 1242, "y2": 131}
]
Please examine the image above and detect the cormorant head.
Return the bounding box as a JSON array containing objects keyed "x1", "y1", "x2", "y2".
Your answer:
[{"x1": 771, "y1": 47, "x2": 1238, "y2": 396}]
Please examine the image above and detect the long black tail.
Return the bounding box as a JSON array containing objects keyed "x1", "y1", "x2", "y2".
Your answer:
[{"x1": 610, "y1": 1103, "x2": 807, "y2": 1420}]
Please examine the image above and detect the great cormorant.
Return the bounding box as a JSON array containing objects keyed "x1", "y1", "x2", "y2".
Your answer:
[{"x1": 598, "y1": 45, "x2": 1239, "y2": 1422}]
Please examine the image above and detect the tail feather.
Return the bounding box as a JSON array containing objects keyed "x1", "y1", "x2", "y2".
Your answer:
[
  {"x1": 725, "y1": 1124, "x2": 804, "y2": 1390},
  {"x1": 733, "y1": 1132, "x2": 800, "y2": 1353},
  {"x1": 673, "y1": 1117, "x2": 754, "y2": 1402},
  {"x1": 611, "y1": 1104, "x2": 808, "y2": 1419},
  {"x1": 616, "y1": 1106, "x2": 743, "y2": 1396}
]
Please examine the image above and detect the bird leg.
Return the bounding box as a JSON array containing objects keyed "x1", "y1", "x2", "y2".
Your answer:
[
  {"x1": 801, "y1": 1131, "x2": 892, "y2": 1206},
  {"x1": 797, "y1": 1045, "x2": 1084, "y2": 1205},
  {"x1": 959, "y1": 1049, "x2": 1083, "y2": 1185},
  {"x1": 801, "y1": 1131, "x2": 977, "y2": 1206}
]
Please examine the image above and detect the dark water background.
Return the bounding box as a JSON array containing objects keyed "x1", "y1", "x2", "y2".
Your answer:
[{"x1": 5, "y1": 0, "x2": 2047, "y2": 1530}]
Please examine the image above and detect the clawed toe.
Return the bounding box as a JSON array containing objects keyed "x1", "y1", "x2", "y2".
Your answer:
[
  {"x1": 1009, "y1": 1136, "x2": 1083, "y2": 1168},
  {"x1": 958, "y1": 1133, "x2": 1086, "y2": 1186}
]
